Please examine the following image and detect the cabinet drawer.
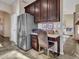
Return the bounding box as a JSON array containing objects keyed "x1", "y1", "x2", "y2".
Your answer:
[
  {"x1": 31, "y1": 35, "x2": 37, "y2": 38},
  {"x1": 32, "y1": 38, "x2": 37, "y2": 42},
  {"x1": 32, "y1": 41, "x2": 37, "y2": 49},
  {"x1": 48, "y1": 37, "x2": 59, "y2": 41}
]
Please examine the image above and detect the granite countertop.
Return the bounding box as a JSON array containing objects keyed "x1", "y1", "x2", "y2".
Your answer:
[{"x1": 31, "y1": 32, "x2": 60, "y2": 38}]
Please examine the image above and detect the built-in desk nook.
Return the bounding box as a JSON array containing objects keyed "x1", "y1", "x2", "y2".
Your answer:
[{"x1": 31, "y1": 33, "x2": 60, "y2": 55}]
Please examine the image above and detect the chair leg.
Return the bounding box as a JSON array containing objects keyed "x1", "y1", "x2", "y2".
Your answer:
[
  {"x1": 39, "y1": 45, "x2": 40, "y2": 52},
  {"x1": 44, "y1": 48, "x2": 49, "y2": 56},
  {"x1": 39, "y1": 46, "x2": 44, "y2": 54},
  {"x1": 47, "y1": 49, "x2": 49, "y2": 56}
]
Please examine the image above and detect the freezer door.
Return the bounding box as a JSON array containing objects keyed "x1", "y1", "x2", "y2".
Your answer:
[{"x1": 17, "y1": 14, "x2": 28, "y2": 50}]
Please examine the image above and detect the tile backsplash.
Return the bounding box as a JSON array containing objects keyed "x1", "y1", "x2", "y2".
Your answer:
[{"x1": 38, "y1": 22, "x2": 60, "y2": 30}]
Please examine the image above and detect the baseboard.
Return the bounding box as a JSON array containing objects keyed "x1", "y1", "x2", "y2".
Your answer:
[
  {"x1": 0, "y1": 34, "x2": 5, "y2": 38},
  {"x1": 4, "y1": 37, "x2": 10, "y2": 39},
  {"x1": 0, "y1": 35, "x2": 10, "y2": 39}
]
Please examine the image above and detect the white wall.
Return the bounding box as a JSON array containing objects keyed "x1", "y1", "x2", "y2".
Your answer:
[
  {"x1": 0, "y1": 12, "x2": 5, "y2": 35},
  {"x1": 11, "y1": 14, "x2": 17, "y2": 44},
  {"x1": 4, "y1": 13, "x2": 11, "y2": 37},
  {"x1": 60, "y1": 0, "x2": 64, "y2": 55},
  {"x1": 0, "y1": 1, "x2": 12, "y2": 37},
  {"x1": 11, "y1": 0, "x2": 20, "y2": 44},
  {"x1": 76, "y1": 4, "x2": 79, "y2": 12},
  {"x1": 0, "y1": 12, "x2": 11, "y2": 37},
  {"x1": 64, "y1": 14, "x2": 74, "y2": 28}
]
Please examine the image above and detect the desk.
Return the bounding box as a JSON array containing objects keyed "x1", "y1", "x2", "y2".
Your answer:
[
  {"x1": 31, "y1": 33, "x2": 60, "y2": 55},
  {"x1": 31, "y1": 33, "x2": 59, "y2": 38}
]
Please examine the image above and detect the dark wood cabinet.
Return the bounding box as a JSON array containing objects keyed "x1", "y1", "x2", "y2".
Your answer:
[
  {"x1": 25, "y1": 3, "x2": 35, "y2": 15},
  {"x1": 48, "y1": 0, "x2": 56, "y2": 21},
  {"x1": 29, "y1": 4, "x2": 35, "y2": 15},
  {"x1": 25, "y1": 0, "x2": 60, "y2": 23},
  {"x1": 34, "y1": 1, "x2": 41, "y2": 23},
  {"x1": 56, "y1": 0, "x2": 60, "y2": 21},
  {"x1": 31, "y1": 35, "x2": 39, "y2": 51},
  {"x1": 25, "y1": 6, "x2": 30, "y2": 14},
  {"x1": 40, "y1": 0, "x2": 48, "y2": 22}
]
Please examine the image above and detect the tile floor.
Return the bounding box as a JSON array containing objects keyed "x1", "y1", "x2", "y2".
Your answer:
[{"x1": 0, "y1": 36, "x2": 55, "y2": 59}]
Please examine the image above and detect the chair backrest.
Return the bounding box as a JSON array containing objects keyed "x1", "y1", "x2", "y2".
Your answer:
[
  {"x1": 63, "y1": 37, "x2": 76, "y2": 55},
  {"x1": 38, "y1": 30, "x2": 48, "y2": 48}
]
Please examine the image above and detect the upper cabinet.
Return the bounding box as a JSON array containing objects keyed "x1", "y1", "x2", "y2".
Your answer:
[
  {"x1": 56, "y1": 0, "x2": 60, "y2": 21},
  {"x1": 34, "y1": 1, "x2": 41, "y2": 23},
  {"x1": 29, "y1": 3, "x2": 35, "y2": 15},
  {"x1": 25, "y1": 0, "x2": 60, "y2": 23},
  {"x1": 25, "y1": 5, "x2": 30, "y2": 13},
  {"x1": 40, "y1": 0, "x2": 48, "y2": 22},
  {"x1": 25, "y1": 3, "x2": 35, "y2": 15},
  {"x1": 47, "y1": 0, "x2": 56, "y2": 21}
]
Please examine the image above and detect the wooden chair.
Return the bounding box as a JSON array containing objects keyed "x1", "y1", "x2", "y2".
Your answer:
[{"x1": 38, "y1": 30, "x2": 54, "y2": 55}]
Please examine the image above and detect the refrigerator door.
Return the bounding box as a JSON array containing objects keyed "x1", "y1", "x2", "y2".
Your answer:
[
  {"x1": 26, "y1": 13, "x2": 34, "y2": 50},
  {"x1": 17, "y1": 14, "x2": 23, "y2": 48},
  {"x1": 17, "y1": 14, "x2": 28, "y2": 50},
  {"x1": 17, "y1": 13, "x2": 34, "y2": 50}
]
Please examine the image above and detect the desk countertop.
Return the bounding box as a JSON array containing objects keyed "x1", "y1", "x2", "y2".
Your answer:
[{"x1": 31, "y1": 32, "x2": 60, "y2": 38}]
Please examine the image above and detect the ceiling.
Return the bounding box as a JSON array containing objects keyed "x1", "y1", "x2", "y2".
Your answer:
[
  {"x1": 0, "y1": 0, "x2": 36, "y2": 5},
  {"x1": 0, "y1": 0, "x2": 15, "y2": 5},
  {"x1": 63, "y1": 0, "x2": 79, "y2": 14}
]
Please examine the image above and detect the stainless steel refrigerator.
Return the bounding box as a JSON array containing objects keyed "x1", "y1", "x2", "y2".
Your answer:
[{"x1": 17, "y1": 13, "x2": 34, "y2": 50}]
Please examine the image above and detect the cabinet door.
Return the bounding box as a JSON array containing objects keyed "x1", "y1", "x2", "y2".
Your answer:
[
  {"x1": 25, "y1": 4, "x2": 35, "y2": 15},
  {"x1": 40, "y1": 0, "x2": 48, "y2": 22},
  {"x1": 34, "y1": 1, "x2": 41, "y2": 23},
  {"x1": 47, "y1": 0, "x2": 57, "y2": 21},
  {"x1": 25, "y1": 6, "x2": 30, "y2": 13},
  {"x1": 31, "y1": 35, "x2": 38, "y2": 51},
  {"x1": 56, "y1": 0, "x2": 60, "y2": 21},
  {"x1": 29, "y1": 3, "x2": 35, "y2": 15}
]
